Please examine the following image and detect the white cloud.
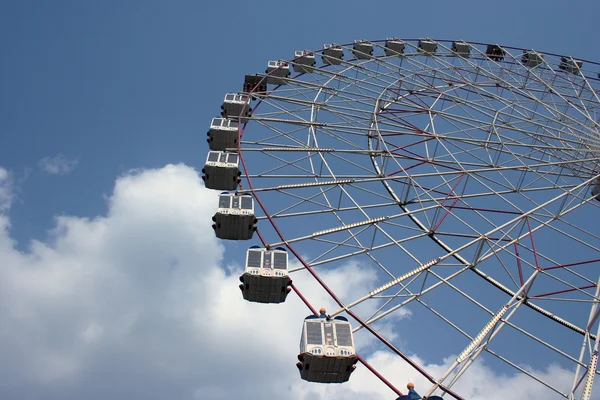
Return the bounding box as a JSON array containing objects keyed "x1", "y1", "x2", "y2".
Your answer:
[
  {"x1": 0, "y1": 163, "x2": 596, "y2": 400},
  {"x1": 39, "y1": 154, "x2": 79, "y2": 175}
]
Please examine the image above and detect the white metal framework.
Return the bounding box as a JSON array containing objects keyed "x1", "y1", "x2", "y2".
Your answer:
[{"x1": 218, "y1": 39, "x2": 600, "y2": 399}]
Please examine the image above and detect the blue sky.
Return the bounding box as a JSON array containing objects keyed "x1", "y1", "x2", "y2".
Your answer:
[
  {"x1": 1, "y1": 0, "x2": 599, "y2": 246},
  {"x1": 1, "y1": 1, "x2": 600, "y2": 399}
]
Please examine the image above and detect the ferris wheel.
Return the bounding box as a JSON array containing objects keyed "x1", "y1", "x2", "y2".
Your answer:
[{"x1": 203, "y1": 38, "x2": 600, "y2": 399}]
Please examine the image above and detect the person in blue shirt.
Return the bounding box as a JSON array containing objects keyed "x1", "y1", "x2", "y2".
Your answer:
[
  {"x1": 407, "y1": 382, "x2": 421, "y2": 399},
  {"x1": 396, "y1": 382, "x2": 421, "y2": 400},
  {"x1": 305, "y1": 307, "x2": 330, "y2": 320}
]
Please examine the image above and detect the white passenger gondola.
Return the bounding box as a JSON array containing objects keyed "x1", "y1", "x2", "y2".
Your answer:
[
  {"x1": 265, "y1": 60, "x2": 291, "y2": 85},
  {"x1": 221, "y1": 93, "x2": 252, "y2": 122},
  {"x1": 418, "y1": 39, "x2": 438, "y2": 55},
  {"x1": 591, "y1": 178, "x2": 600, "y2": 201},
  {"x1": 239, "y1": 246, "x2": 292, "y2": 303},
  {"x1": 486, "y1": 44, "x2": 505, "y2": 61},
  {"x1": 522, "y1": 50, "x2": 544, "y2": 67},
  {"x1": 559, "y1": 56, "x2": 583, "y2": 75},
  {"x1": 352, "y1": 40, "x2": 373, "y2": 59},
  {"x1": 384, "y1": 38, "x2": 405, "y2": 56},
  {"x1": 202, "y1": 151, "x2": 241, "y2": 191},
  {"x1": 243, "y1": 74, "x2": 267, "y2": 95},
  {"x1": 296, "y1": 310, "x2": 358, "y2": 383},
  {"x1": 451, "y1": 41, "x2": 470, "y2": 58},
  {"x1": 292, "y1": 50, "x2": 316, "y2": 74},
  {"x1": 212, "y1": 192, "x2": 257, "y2": 240},
  {"x1": 207, "y1": 117, "x2": 239, "y2": 152},
  {"x1": 322, "y1": 44, "x2": 343, "y2": 65}
]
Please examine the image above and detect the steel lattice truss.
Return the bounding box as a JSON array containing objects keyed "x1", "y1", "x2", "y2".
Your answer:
[{"x1": 233, "y1": 39, "x2": 600, "y2": 399}]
